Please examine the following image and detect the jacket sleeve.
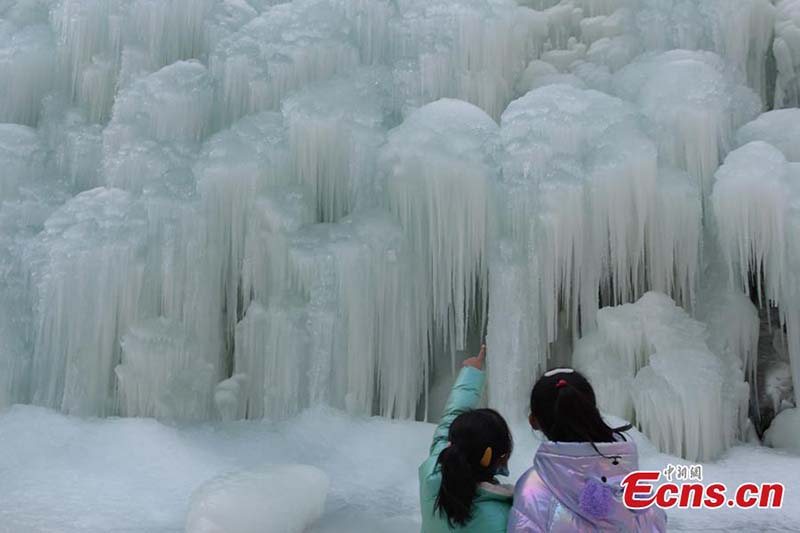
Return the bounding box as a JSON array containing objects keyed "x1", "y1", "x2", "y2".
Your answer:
[
  {"x1": 428, "y1": 366, "x2": 485, "y2": 457},
  {"x1": 507, "y1": 507, "x2": 546, "y2": 533}
]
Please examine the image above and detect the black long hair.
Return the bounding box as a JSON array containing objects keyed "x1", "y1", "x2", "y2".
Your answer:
[
  {"x1": 531, "y1": 370, "x2": 629, "y2": 444},
  {"x1": 434, "y1": 408, "x2": 512, "y2": 527}
]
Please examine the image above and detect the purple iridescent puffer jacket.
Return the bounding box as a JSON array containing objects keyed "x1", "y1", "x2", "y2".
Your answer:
[{"x1": 507, "y1": 440, "x2": 667, "y2": 532}]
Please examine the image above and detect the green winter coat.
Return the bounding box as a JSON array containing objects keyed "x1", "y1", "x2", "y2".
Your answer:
[{"x1": 418, "y1": 366, "x2": 513, "y2": 533}]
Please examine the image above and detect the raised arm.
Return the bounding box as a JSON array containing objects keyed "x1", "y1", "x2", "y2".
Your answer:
[{"x1": 429, "y1": 345, "x2": 487, "y2": 456}]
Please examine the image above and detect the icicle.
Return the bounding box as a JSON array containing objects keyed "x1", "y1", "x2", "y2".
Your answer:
[
  {"x1": 498, "y1": 84, "x2": 664, "y2": 349},
  {"x1": 387, "y1": 0, "x2": 547, "y2": 120},
  {"x1": 613, "y1": 50, "x2": 762, "y2": 206},
  {"x1": 282, "y1": 211, "x2": 424, "y2": 418},
  {"x1": 209, "y1": 0, "x2": 361, "y2": 126},
  {"x1": 0, "y1": 125, "x2": 46, "y2": 200},
  {"x1": 195, "y1": 111, "x2": 292, "y2": 349},
  {"x1": 0, "y1": 24, "x2": 55, "y2": 126},
  {"x1": 648, "y1": 168, "x2": 701, "y2": 310},
  {"x1": 116, "y1": 317, "x2": 218, "y2": 419},
  {"x1": 50, "y1": 0, "x2": 127, "y2": 121},
  {"x1": 126, "y1": 0, "x2": 213, "y2": 67},
  {"x1": 712, "y1": 142, "x2": 791, "y2": 304},
  {"x1": 234, "y1": 301, "x2": 311, "y2": 420},
  {"x1": 381, "y1": 98, "x2": 497, "y2": 359},
  {"x1": 282, "y1": 69, "x2": 390, "y2": 222},
  {"x1": 330, "y1": 0, "x2": 396, "y2": 65},
  {"x1": 486, "y1": 240, "x2": 545, "y2": 422},
  {"x1": 25, "y1": 188, "x2": 148, "y2": 416},
  {"x1": 773, "y1": 0, "x2": 800, "y2": 108},
  {"x1": 241, "y1": 189, "x2": 315, "y2": 308},
  {"x1": 713, "y1": 130, "x2": 800, "y2": 407}
]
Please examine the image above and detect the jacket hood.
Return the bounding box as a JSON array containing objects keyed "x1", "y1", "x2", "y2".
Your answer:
[{"x1": 534, "y1": 439, "x2": 647, "y2": 528}]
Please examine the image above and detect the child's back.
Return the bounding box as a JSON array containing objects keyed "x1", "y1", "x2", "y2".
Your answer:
[
  {"x1": 419, "y1": 346, "x2": 513, "y2": 533},
  {"x1": 509, "y1": 439, "x2": 666, "y2": 532},
  {"x1": 508, "y1": 368, "x2": 667, "y2": 532}
]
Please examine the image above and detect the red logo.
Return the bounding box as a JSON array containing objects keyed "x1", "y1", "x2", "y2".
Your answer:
[{"x1": 621, "y1": 468, "x2": 784, "y2": 510}]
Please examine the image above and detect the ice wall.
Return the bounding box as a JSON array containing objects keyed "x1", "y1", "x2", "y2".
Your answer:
[{"x1": 0, "y1": 0, "x2": 798, "y2": 461}]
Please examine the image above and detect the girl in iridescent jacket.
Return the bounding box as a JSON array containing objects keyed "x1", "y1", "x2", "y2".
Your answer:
[{"x1": 507, "y1": 369, "x2": 668, "y2": 532}]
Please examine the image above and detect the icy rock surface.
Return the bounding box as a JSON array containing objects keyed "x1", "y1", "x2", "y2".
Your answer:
[{"x1": 185, "y1": 464, "x2": 329, "y2": 533}]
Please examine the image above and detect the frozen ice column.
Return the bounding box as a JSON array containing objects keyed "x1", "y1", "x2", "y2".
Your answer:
[
  {"x1": 26, "y1": 188, "x2": 147, "y2": 416},
  {"x1": 381, "y1": 98, "x2": 499, "y2": 371}
]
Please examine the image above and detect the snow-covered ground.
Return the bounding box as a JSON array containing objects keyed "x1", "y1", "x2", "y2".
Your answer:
[{"x1": 0, "y1": 405, "x2": 798, "y2": 532}]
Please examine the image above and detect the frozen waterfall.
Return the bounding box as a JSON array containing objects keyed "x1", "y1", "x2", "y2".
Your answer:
[{"x1": 1, "y1": 0, "x2": 799, "y2": 462}]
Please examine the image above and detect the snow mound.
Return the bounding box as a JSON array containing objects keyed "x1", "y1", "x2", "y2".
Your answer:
[
  {"x1": 764, "y1": 407, "x2": 800, "y2": 453},
  {"x1": 185, "y1": 464, "x2": 329, "y2": 533}
]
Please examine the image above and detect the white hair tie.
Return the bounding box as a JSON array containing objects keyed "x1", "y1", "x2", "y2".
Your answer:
[{"x1": 544, "y1": 367, "x2": 575, "y2": 377}]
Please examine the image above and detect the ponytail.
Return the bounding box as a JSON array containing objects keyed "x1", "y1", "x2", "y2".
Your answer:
[
  {"x1": 531, "y1": 370, "x2": 628, "y2": 446},
  {"x1": 434, "y1": 444, "x2": 479, "y2": 527},
  {"x1": 434, "y1": 408, "x2": 512, "y2": 527}
]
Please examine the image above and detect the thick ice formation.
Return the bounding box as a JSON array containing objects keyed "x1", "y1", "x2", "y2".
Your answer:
[
  {"x1": 613, "y1": 51, "x2": 761, "y2": 202},
  {"x1": 490, "y1": 84, "x2": 702, "y2": 366},
  {"x1": 574, "y1": 292, "x2": 749, "y2": 461},
  {"x1": 0, "y1": 124, "x2": 46, "y2": 198},
  {"x1": 283, "y1": 68, "x2": 390, "y2": 221},
  {"x1": 25, "y1": 188, "x2": 147, "y2": 416},
  {"x1": 185, "y1": 464, "x2": 329, "y2": 533},
  {"x1": 0, "y1": 22, "x2": 54, "y2": 125},
  {"x1": 774, "y1": 0, "x2": 800, "y2": 108},
  {"x1": 103, "y1": 60, "x2": 213, "y2": 193},
  {"x1": 381, "y1": 99, "x2": 497, "y2": 367},
  {"x1": 634, "y1": 0, "x2": 776, "y2": 102},
  {"x1": 712, "y1": 139, "x2": 800, "y2": 407},
  {"x1": 389, "y1": 0, "x2": 547, "y2": 119},
  {"x1": 116, "y1": 317, "x2": 218, "y2": 419},
  {"x1": 209, "y1": 0, "x2": 360, "y2": 125}
]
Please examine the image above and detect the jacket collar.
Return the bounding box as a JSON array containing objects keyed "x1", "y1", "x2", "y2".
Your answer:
[{"x1": 476, "y1": 482, "x2": 514, "y2": 500}]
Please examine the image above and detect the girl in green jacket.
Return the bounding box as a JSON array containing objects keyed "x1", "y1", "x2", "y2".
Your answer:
[{"x1": 418, "y1": 345, "x2": 514, "y2": 532}]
